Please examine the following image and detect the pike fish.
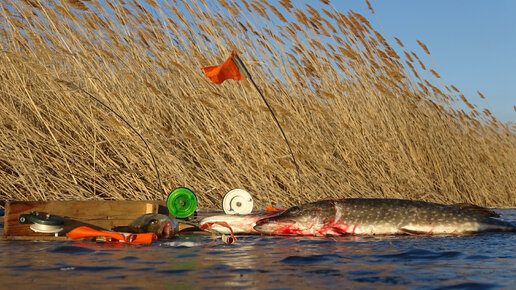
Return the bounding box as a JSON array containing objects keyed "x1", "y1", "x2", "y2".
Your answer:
[
  {"x1": 253, "y1": 198, "x2": 516, "y2": 236},
  {"x1": 113, "y1": 213, "x2": 179, "y2": 239}
]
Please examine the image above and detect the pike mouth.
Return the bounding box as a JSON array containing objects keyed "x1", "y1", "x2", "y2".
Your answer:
[
  {"x1": 253, "y1": 219, "x2": 269, "y2": 232},
  {"x1": 161, "y1": 221, "x2": 173, "y2": 239},
  {"x1": 254, "y1": 218, "x2": 294, "y2": 232}
]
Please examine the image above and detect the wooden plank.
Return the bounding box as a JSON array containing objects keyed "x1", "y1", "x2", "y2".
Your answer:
[
  {"x1": 0, "y1": 235, "x2": 70, "y2": 241},
  {"x1": 4, "y1": 200, "x2": 165, "y2": 237},
  {"x1": 2, "y1": 200, "x2": 226, "y2": 241}
]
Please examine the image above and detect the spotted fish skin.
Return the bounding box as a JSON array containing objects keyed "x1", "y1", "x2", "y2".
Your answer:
[{"x1": 253, "y1": 199, "x2": 516, "y2": 236}]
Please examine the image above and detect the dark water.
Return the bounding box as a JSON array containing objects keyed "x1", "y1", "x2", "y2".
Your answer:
[{"x1": 1, "y1": 209, "x2": 515, "y2": 289}]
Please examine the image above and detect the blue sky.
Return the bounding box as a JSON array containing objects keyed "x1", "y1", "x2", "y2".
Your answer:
[{"x1": 321, "y1": 0, "x2": 515, "y2": 123}]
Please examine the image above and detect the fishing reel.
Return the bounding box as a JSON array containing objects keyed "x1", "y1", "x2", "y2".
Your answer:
[
  {"x1": 222, "y1": 189, "x2": 253, "y2": 215},
  {"x1": 18, "y1": 211, "x2": 64, "y2": 236},
  {"x1": 167, "y1": 187, "x2": 198, "y2": 219}
]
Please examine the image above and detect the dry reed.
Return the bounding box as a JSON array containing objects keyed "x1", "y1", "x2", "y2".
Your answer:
[{"x1": 0, "y1": 0, "x2": 514, "y2": 208}]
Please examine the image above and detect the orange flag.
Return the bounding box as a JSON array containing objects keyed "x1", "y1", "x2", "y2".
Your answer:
[{"x1": 202, "y1": 51, "x2": 245, "y2": 84}]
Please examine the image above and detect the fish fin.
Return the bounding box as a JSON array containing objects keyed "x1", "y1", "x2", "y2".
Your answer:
[
  {"x1": 178, "y1": 221, "x2": 200, "y2": 232},
  {"x1": 111, "y1": 226, "x2": 131, "y2": 233},
  {"x1": 452, "y1": 203, "x2": 500, "y2": 218},
  {"x1": 399, "y1": 228, "x2": 428, "y2": 235},
  {"x1": 178, "y1": 220, "x2": 200, "y2": 227}
]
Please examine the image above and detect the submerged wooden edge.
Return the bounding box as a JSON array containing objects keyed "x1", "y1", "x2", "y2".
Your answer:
[
  {"x1": 1, "y1": 222, "x2": 202, "y2": 241},
  {"x1": 0, "y1": 235, "x2": 71, "y2": 241},
  {"x1": 1, "y1": 200, "x2": 225, "y2": 240}
]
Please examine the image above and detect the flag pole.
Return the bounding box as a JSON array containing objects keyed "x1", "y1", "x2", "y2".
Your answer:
[{"x1": 231, "y1": 53, "x2": 303, "y2": 197}]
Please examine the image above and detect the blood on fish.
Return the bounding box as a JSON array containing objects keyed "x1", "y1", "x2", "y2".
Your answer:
[
  {"x1": 253, "y1": 198, "x2": 516, "y2": 236},
  {"x1": 276, "y1": 225, "x2": 304, "y2": 235}
]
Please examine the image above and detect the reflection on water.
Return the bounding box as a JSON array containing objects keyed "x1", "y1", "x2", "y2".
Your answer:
[{"x1": 0, "y1": 210, "x2": 515, "y2": 289}]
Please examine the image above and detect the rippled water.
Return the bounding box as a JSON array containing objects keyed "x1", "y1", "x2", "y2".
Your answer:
[{"x1": 1, "y1": 209, "x2": 515, "y2": 289}]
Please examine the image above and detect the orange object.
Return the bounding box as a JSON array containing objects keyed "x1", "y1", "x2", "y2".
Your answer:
[
  {"x1": 266, "y1": 205, "x2": 286, "y2": 212},
  {"x1": 200, "y1": 221, "x2": 238, "y2": 244},
  {"x1": 66, "y1": 226, "x2": 157, "y2": 245},
  {"x1": 202, "y1": 51, "x2": 245, "y2": 84}
]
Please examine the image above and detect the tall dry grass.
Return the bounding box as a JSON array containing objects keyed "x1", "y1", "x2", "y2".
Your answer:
[{"x1": 0, "y1": 0, "x2": 514, "y2": 207}]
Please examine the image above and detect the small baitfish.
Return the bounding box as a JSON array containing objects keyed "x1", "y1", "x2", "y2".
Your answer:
[
  {"x1": 253, "y1": 198, "x2": 516, "y2": 236},
  {"x1": 113, "y1": 213, "x2": 179, "y2": 239},
  {"x1": 200, "y1": 211, "x2": 283, "y2": 235}
]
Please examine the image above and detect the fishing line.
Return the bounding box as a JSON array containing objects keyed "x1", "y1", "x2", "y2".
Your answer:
[
  {"x1": 57, "y1": 79, "x2": 165, "y2": 198},
  {"x1": 232, "y1": 53, "x2": 303, "y2": 197}
]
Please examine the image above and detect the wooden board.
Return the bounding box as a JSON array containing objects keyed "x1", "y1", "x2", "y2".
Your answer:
[
  {"x1": 0, "y1": 236, "x2": 71, "y2": 241},
  {"x1": 4, "y1": 200, "x2": 167, "y2": 237}
]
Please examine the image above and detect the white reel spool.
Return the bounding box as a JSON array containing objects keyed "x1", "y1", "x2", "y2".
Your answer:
[
  {"x1": 222, "y1": 189, "x2": 253, "y2": 215},
  {"x1": 30, "y1": 223, "x2": 63, "y2": 234}
]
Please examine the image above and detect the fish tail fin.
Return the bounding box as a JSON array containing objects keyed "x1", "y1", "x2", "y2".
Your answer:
[
  {"x1": 482, "y1": 218, "x2": 516, "y2": 232},
  {"x1": 496, "y1": 220, "x2": 516, "y2": 232}
]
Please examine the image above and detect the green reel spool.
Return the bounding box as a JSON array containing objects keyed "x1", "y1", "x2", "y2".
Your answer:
[{"x1": 167, "y1": 187, "x2": 197, "y2": 218}]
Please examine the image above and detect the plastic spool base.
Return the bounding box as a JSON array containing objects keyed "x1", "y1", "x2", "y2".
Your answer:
[
  {"x1": 223, "y1": 189, "x2": 253, "y2": 215},
  {"x1": 30, "y1": 224, "x2": 63, "y2": 235},
  {"x1": 167, "y1": 187, "x2": 198, "y2": 219}
]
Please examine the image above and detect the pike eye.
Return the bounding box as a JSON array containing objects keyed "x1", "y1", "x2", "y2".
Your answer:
[{"x1": 149, "y1": 219, "x2": 158, "y2": 224}]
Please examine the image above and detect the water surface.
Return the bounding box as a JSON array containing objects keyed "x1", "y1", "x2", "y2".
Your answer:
[{"x1": 1, "y1": 209, "x2": 515, "y2": 289}]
